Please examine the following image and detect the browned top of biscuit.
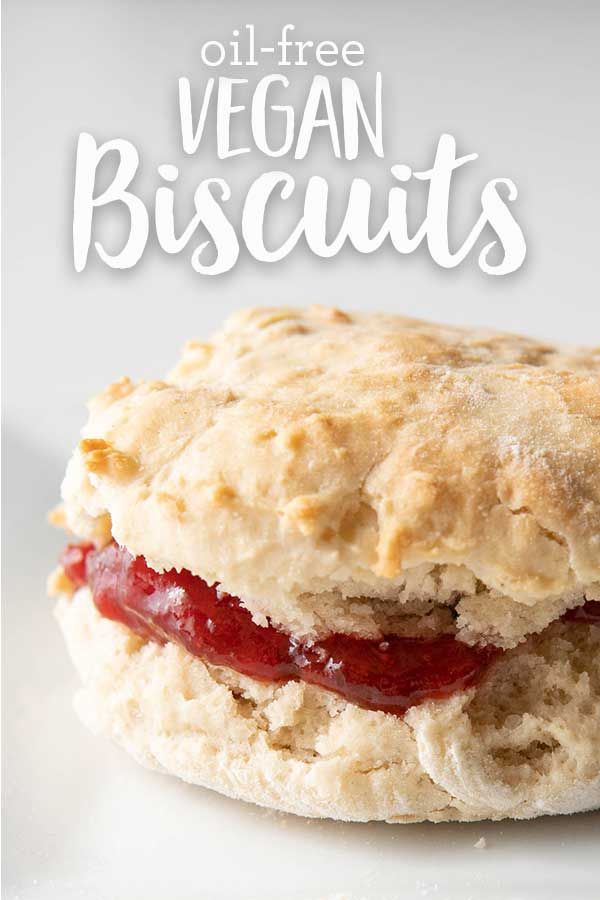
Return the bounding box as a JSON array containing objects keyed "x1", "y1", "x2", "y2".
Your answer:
[{"x1": 58, "y1": 307, "x2": 600, "y2": 644}]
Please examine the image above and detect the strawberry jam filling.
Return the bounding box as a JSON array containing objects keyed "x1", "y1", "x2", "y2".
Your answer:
[{"x1": 60, "y1": 541, "x2": 596, "y2": 716}]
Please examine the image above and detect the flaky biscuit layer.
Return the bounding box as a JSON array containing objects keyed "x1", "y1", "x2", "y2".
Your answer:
[
  {"x1": 60, "y1": 307, "x2": 600, "y2": 646},
  {"x1": 56, "y1": 588, "x2": 600, "y2": 823}
]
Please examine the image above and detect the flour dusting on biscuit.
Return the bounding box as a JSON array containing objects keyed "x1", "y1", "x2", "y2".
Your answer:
[{"x1": 50, "y1": 307, "x2": 600, "y2": 822}]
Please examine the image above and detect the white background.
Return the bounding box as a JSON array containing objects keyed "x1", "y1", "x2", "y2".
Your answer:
[{"x1": 3, "y1": 1, "x2": 599, "y2": 898}]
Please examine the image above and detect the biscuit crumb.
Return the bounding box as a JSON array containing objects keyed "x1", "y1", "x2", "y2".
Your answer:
[
  {"x1": 47, "y1": 504, "x2": 67, "y2": 529},
  {"x1": 474, "y1": 836, "x2": 487, "y2": 849}
]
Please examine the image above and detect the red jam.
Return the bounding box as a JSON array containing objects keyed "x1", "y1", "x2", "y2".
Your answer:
[{"x1": 62, "y1": 542, "x2": 504, "y2": 716}]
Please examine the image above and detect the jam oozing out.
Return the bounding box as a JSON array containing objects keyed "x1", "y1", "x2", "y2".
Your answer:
[{"x1": 62, "y1": 542, "x2": 505, "y2": 716}]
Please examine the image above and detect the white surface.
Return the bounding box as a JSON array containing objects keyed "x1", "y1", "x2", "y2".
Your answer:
[{"x1": 3, "y1": 1, "x2": 600, "y2": 897}]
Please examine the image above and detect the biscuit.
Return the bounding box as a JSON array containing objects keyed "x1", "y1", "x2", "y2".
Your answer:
[
  {"x1": 60, "y1": 307, "x2": 600, "y2": 646},
  {"x1": 55, "y1": 587, "x2": 600, "y2": 822},
  {"x1": 51, "y1": 307, "x2": 600, "y2": 821}
]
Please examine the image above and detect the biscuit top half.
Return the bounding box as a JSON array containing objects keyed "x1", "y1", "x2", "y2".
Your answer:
[{"x1": 59, "y1": 306, "x2": 600, "y2": 646}]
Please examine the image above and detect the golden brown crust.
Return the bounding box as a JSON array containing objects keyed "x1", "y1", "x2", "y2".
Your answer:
[{"x1": 58, "y1": 307, "x2": 600, "y2": 645}]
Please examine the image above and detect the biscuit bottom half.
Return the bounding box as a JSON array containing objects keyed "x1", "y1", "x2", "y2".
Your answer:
[{"x1": 54, "y1": 582, "x2": 600, "y2": 823}]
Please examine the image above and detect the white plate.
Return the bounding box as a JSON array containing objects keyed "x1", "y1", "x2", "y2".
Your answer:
[{"x1": 3, "y1": 428, "x2": 600, "y2": 900}]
